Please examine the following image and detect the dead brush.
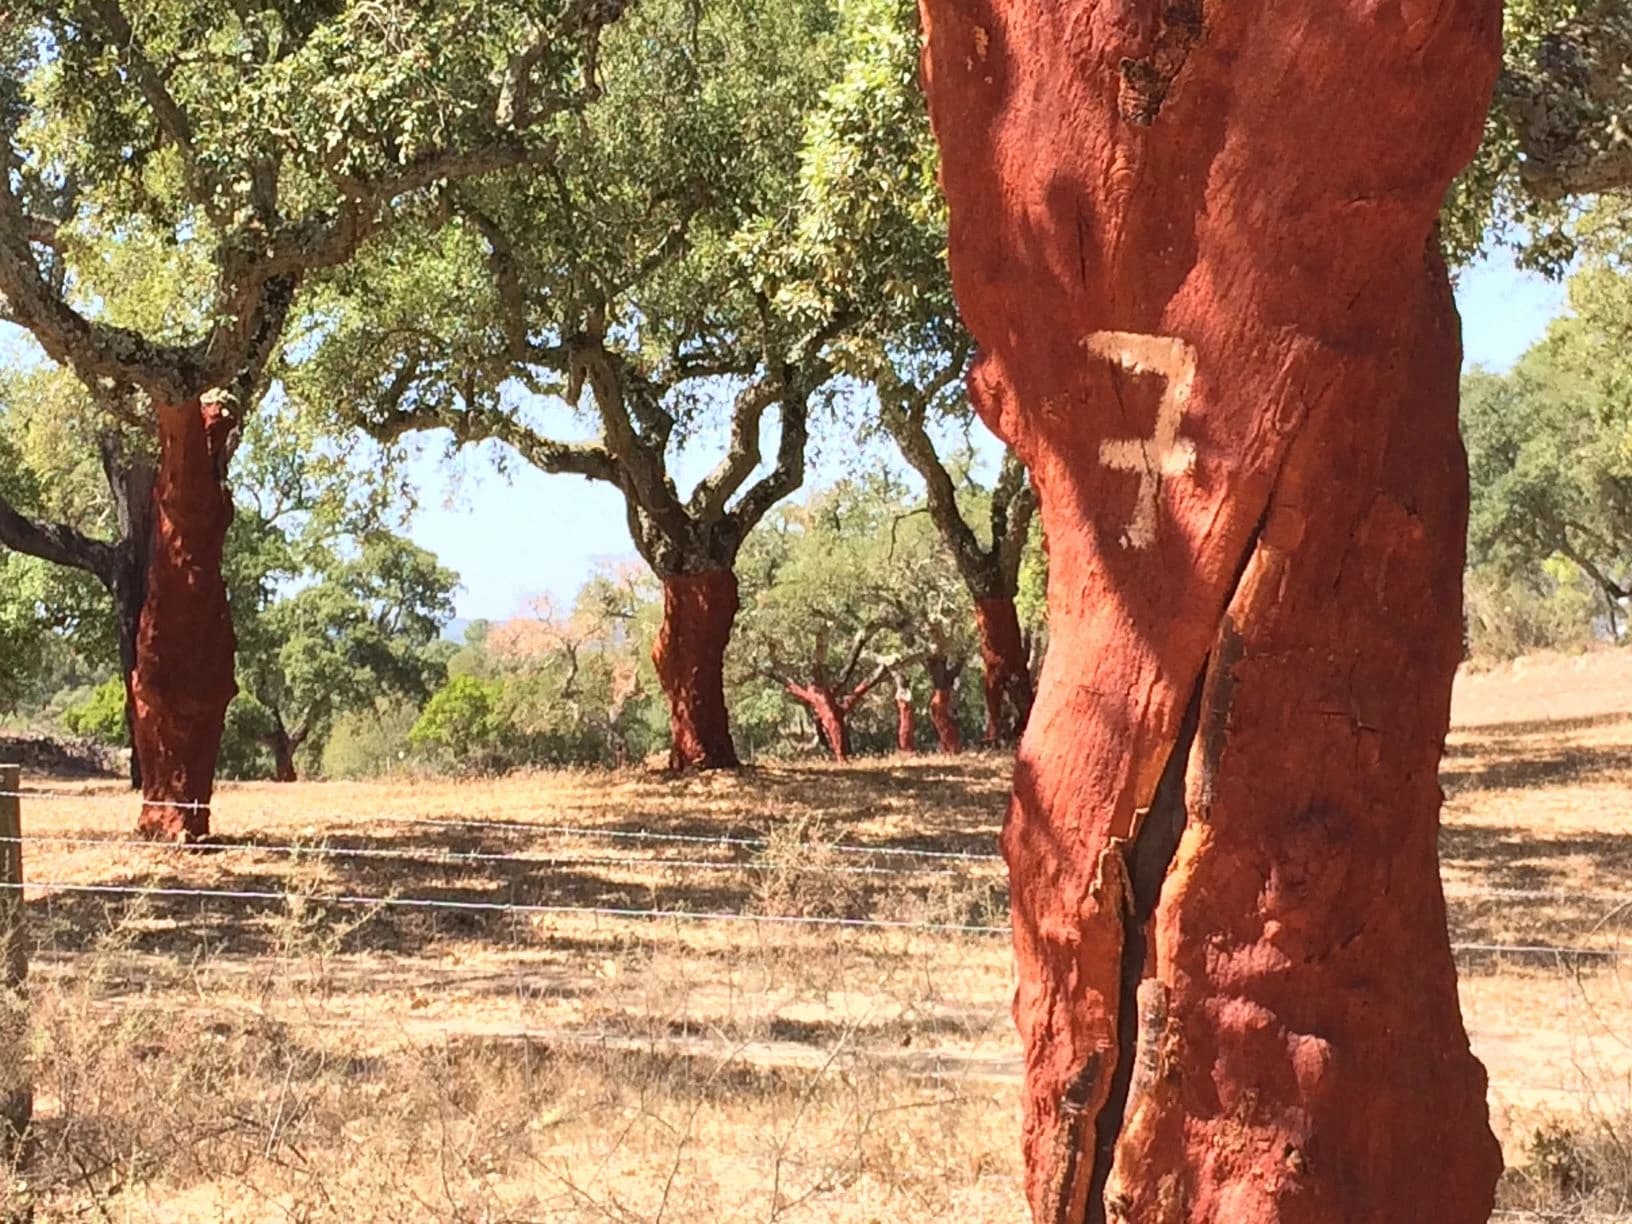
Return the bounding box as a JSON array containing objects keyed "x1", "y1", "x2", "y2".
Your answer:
[
  {"x1": 749, "y1": 815, "x2": 868, "y2": 921},
  {"x1": 873, "y1": 867, "x2": 1008, "y2": 933},
  {"x1": 1499, "y1": 1106, "x2": 1632, "y2": 1218}
]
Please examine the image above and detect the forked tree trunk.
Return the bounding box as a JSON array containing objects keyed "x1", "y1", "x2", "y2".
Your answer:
[
  {"x1": 788, "y1": 683, "x2": 853, "y2": 762},
  {"x1": 271, "y1": 736, "x2": 298, "y2": 783},
  {"x1": 268, "y1": 716, "x2": 305, "y2": 784},
  {"x1": 921, "y1": 3, "x2": 1504, "y2": 1220},
  {"x1": 974, "y1": 595, "x2": 1033, "y2": 744},
  {"x1": 652, "y1": 569, "x2": 741, "y2": 770},
  {"x1": 132, "y1": 397, "x2": 238, "y2": 841},
  {"x1": 895, "y1": 680, "x2": 917, "y2": 753}
]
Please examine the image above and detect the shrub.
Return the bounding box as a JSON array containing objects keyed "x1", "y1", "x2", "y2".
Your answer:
[
  {"x1": 60, "y1": 677, "x2": 127, "y2": 745},
  {"x1": 409, "y1": 676, "x2": 520, "y2": 773},
  {"x1": 321, "y1": 700, "x2": 421, "y2": 779},
  {"x1": 1466, "y1": 563, "x2": 1599, "y2": 663}
]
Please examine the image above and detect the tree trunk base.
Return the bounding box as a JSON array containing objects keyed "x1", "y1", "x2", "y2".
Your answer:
[
  {"x1": 929, "y1": 686, "x2": 962, "y2": 754},
  {"x1": 132, "y1": 397, "x2": 238, "y2": 842},
  {"x1": 653, "y1": 569, "x2": 741, "y2": 771}
]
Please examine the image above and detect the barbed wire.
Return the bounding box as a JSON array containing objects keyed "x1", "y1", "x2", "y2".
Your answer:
[
  {"x1": 0, "y1": 833, "x2": 965, "y2": 879},
  {"x1": 7, "y1": 879, "x2": 1632, "y2": 959},
  {"x1": 7, "y1": 831, "x2": 1629, "y2": 908},
  {"x1": 0, "y1": 790, "x2": 1004, "y2": 864},
  {"x1": 4, "y1": 880, "x2": 1014, "y2": 936},
  {"x1": 0, "y1": 790, "x2": 211, "y2": 811}
]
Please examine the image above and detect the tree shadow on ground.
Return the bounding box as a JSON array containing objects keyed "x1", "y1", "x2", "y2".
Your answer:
[
  {"x1": 1442, "y1": 743, "x2": 1632, "y2": 795},
  {"x1": 581, "y1": 755, "x2": 1011, "y2": 860},
  {"x1": 1441, "y1": 822, "x2": 1632, "y2": 975},
  {"x1": 22, "y1": 812, "x2": 1003, "y2": 962}
]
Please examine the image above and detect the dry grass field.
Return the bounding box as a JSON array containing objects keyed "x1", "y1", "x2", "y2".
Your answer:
[{"x1": 2, "y1": 648, "x2": 1631, "y2": 1221}]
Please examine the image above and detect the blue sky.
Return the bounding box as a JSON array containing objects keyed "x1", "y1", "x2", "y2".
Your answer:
[
  {"x1": 0, "y1": 248, "x2": 1575, "y2": 623},
  {"x1": 413, "y1": 250, "x2": 1572, "y2": 621}
]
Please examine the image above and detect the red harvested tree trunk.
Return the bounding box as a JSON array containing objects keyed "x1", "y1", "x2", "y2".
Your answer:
[
  {"x1": 132, "y1": 396, "x2": 239, "y2": 841},
  {"x1": 895, "y1": 680, "x2": 917, "y2": 753},
  {"x1": 652, "y1": 569, "x2": 741, "y2": 770},
  {"x1": 788, "y1": 683, "x2": 853, "y2": 762},
  {"x1": 925, "y1": 652, "x2": 964, "y2": 755},
  {"x1": 928, "y1": 685, "x2": 962, "y2": 755},
  {"x1": 974, "y1": 595, "x2": 1032, "y2": 743},
  {"x1": 921, "y1": 2, "x2": 1504, "y2": 1221}
]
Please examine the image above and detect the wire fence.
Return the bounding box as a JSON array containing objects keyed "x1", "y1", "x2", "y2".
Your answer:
[
  {"x1": 3, "y1": 796, "x2": 1632, "y2": 959},
  {"x1": 4, "y1": 785, "x2": 1631, "y2": 1220}
]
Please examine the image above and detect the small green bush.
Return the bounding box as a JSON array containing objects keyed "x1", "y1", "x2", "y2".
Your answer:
[
  {"x1": 409, "y1": 676, "x2": 519, "y2": 773},
  {"x1": 60, "y1": 677, "x2": 127, "y2": 745},
  {"x1": 322, "y1": 700, "x2": 421, "y2": 779}
]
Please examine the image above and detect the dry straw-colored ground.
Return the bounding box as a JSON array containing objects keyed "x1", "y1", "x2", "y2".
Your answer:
[{"x1": 2, "y1": 648, "x2": 1631, "y2": 1221}]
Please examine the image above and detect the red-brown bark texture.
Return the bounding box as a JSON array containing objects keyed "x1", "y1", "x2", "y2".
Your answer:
[
  {"x1": 896, "y1": 683, "x2": 918, "y2": 753},
  {"x1": 652, "y1": 569, "x2": 741, "y2": 770},
  {"x1": 974, "y1": 594, "x2": 1033, "y2": 743},
  {"x1": 919, "y1": 1, "x2": 1505, "y2": 1220},
  {"x1": 132, "y1": 397, "x2": 238, "y2": 841},
  {"x1": 929, "y1": 685, "x2": 962, "y2": 755},
  {"x1": 786, "y1": 682, "x2": 858, "y2": 762}
]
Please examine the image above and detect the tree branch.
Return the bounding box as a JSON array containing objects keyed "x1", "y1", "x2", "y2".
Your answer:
[
  {"x1": 993, "y1": 449, "x2": 1037, "y2": 592},
  {"x1": 0, "y1": 488, "x2": 119, "y2": 582},
  {"x1": 687, "y1": 378, "x2": 781, "y2": 522}
]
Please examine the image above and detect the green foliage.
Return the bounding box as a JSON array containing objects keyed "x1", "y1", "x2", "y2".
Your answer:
[
  {"x1": 0, "y1": 553, "x2": 59, "y2": 713},
  {"x1": 321, "y1": 700, "x2": 421, "y2": 780},
  {"x1": 217, "y1": 695, "x2": 277, "y2": 780},
  {"x1": 407, "y1": 564, "x2": 662, "y2": 771},
  {"x1": 1444, "y1": 0, "x2": 1630, "y2": 272},
  {"x1": 408, "y1": 675, "x2": 518, "y2": 773},
  {"x1": 1465, "y1": 563, "x2": 1600, "y2": 660},
  {"x1": 291, "y1": 0, "x2": 848, "y2": 434},
  {"x1": 1461, "y1": 240, "x2": 1632, "y2": 654},
  {"x1": 60, "y1": 676, "x2": 126, "y2": 744},
  {"x1": 235, "y1": 531, "x2": 459, "y2": 774},
  {"x1": 734, "y1": 472, "x2": 980, "y2": 754}
]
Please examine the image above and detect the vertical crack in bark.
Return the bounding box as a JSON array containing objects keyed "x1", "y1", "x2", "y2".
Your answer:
[
  {"x1": 1084, "y1": 516, "x2": 1266, "y2": 1224},
  {"x1": 1083, "y1": 672, "x2": 1204, "y2": 1224}
]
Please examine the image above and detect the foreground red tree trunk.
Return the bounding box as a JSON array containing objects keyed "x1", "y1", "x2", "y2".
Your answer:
[
  {"x1": 652, "y1": 569, "x2": 741, "y2": 770},
  {"x1": 921, "y1": 2, "x2": 1505, "y2": 1220},
  {"x1": 132, "y1": 397, "x2": 239, "y2": 841},
  {"x1": 973, "y1": 595, "x2": 1032, "y2": 743}
]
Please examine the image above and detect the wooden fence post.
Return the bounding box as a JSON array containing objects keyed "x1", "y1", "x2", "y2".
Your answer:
[{"x1": 0, "y1": 763, "x2": 30, "y2": 1152}]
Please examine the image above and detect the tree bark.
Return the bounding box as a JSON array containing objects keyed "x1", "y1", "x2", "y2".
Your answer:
[
  {"x1": 895, "y1": 680, "x2": 917, "y2": 754},
  {"x1": 973, "y1": 595, "x2": 1033, "y2": 744},
  {"x1": 925, "y1": 652, "x2": 963, "y2": 755},
  {"x1": 105, "y1": 443, "x2": 157, "y2": 793},
  {"x1": 920, "y1": 2, "x2": 1504, "y2": 1220},
  {"x1": 133, "y1": 397, "x2": 238, "y2": 841},
  {"x1": 267, "y1": 714, "x2": 303, "y2": 783},
  {"x1": 652, "y1": 568, "x2": 741, "y2": 770},
  {"x1": 788, "y1": 683, "x2": 853, "y2": 762},
  {"x1": 928, "y1": 685, "x2": 962, "y2": 755},
  {"x1": 113, "y1": 578, "x2": 144, "y2": 790}
]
